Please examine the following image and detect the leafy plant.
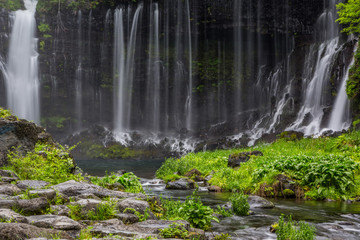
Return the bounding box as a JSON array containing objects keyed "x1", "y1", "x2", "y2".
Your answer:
[
  {"x1": 87, "y1": 200, "x2": 117, "y2": 221},
  {"x1": 123, "y1": 208, "x2": 150, "y2": 222},
  {"x1": 276, "y1": 215, "x2": 316, "y2": 240},
  {"x1": 337, "y1": 0, "x2": 360, "y2": 34},
  {"x1": 6, "y1": 142, "x2": 83, "y2": 184},
  {"x1": 215, "y1": 205, "x2": 233, "y2": 217},
  {"x1": 159, "y1": 222, "x2": 189, "y2": 239},
  {"x1": 179, "y1": 191, "x2": 219, "y2": 230},
  {"x1": 0, "y1": 108, "x2": 14, "y2": 119},
  {"x1": 91, "y1": 172, "x2": 144, "y2": 193},
  {"x1": 229, "y1": 192, "x2": 249, "y2": 216}
]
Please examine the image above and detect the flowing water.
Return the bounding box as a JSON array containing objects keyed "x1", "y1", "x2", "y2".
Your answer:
[{"x1": 4, "y1": 0, "x2": 39, "y2": 123}]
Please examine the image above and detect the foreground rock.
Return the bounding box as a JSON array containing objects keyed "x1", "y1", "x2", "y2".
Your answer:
[
  {"x1": 0, "y1": 118, "x2": 50, "y2": 166},
  {"x1": 52, "y1": 180, "x2": 146, "y2": 199},
  {"x1": 27, "y1": 215, "x2": 81, "y2": 230},
  {"x1": 165, "y1": 178, "x2": 197, "y2": 190},
  {"x1": 0, "y1": 198, "x2": 49, "y2": 215},
  {"x1": 0, "y1": 209, "x2": 28, "y2": 223},
  {"x1": 0, "y1": 223, "x2": 73, "y2": 240},
  {"x1": 16, "y1": 180, "x2": 50, "y2": 191}
]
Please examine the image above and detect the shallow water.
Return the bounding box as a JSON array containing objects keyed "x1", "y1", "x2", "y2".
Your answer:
[
  {"x1": 77, "y1": 159, "x2": 360, "y2": 239},
  {"x1": 75, "y1": 158, "x2": 164, "y2": 179}
]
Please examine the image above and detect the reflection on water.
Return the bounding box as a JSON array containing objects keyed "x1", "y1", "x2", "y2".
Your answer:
[{"x1": 75, "y1": 158, "x2": 165, "y2": 178}]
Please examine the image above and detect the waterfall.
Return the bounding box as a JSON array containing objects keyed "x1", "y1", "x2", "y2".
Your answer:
[
  {"x1": 328, "y1": 45, "x2": 357, "y2": 131},
  {"x1": 287, "y1": 38, "x2": 339, "y2": 135},
  {"x1": 185, "y1": 0, "x2": 193, "y2": 131},
  {"x1": 5, "y1": 0, "x2": 40, "y2": 123},
  {"x1": 146, "y1": 3, "x2": 161, "y2": 132},
  {"x1": 75, "y1": 10, "x2": 83, "y2": 130},
  {"x1": 286, "y1": 0, "x2": 342, "y2": 136},
  {"x1": 113, "y1": 5, "x2": 142, "y2": 138}
]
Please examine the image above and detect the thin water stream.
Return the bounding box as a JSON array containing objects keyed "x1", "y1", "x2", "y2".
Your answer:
[{"x1": 77, "y1": 159, "x2": 360, "y2": 240}]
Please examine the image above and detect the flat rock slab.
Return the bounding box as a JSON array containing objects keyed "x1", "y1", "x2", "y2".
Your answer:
[
  {"x1": 0, "y1": 209, "x2": 28, "y2": 223},
  {"x1": 0, "y1": 223, "x2": 73, "y2": 240},
  {"x1": 50, "y1": 205, "x2": 70, "y2": 217},
  {"x1": 71, "y1": 198, "x2": 102, "y2": 210},
  {"x1": 248, "y1": 195, "x2": 275, "y2": 209},
  {"x1": 27, "y1": 215, "x2": 81, "y2": 230},
  {"x1": 131, "y1": 220, "x2": 190, "y2": 234},
  {"x1": 29, "y1": 189, "x2": 56, "y2": 200},
  {"x1": 0, "y1": 184, "x2": 22, "y2": 196},
  {"x1": 16, "y1": 180, "x2": 50, "y2": 190},
  {"x1": 0, "y1": 194, "x2": 21, "y2": 200},
  {"x1": 52, "y1": 180, "x2": 146, "y2": 199},
  {"x1": 116, "y1": 213, "x2": 139, "y2": 224},
  {"x1": 17, "y1": 198, "x2": 50, "y2": 215},
  {"x1": 118, "y1": 199, "x2": 150, "y2": 215}
]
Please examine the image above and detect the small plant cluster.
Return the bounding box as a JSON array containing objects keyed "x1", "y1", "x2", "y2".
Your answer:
[
  {"x1": 253, "y1": 154, "x2": 359, "y2": 197},
  {"x1": 7, "y1": 142, "x2": 83, "y2": 184},
  {"x1": 123, "y1": 208, "x2": 150, "y2": 222},
  {"x1": 159, "y1": 222, "x2": 189, "y2": 239},
  {"x1": 229, "y1": 192, "x2": 250, "y2": 216},
  {"x1": 68, "y1": 200, "x2": 117, "y2": 221},
  {"x1": 0, "y1": 107, "x2": 14, "y2": 119},
  {"x1": 90, "y1": 172, "x2": 144, "y2": 193},
  {"x1": 275, "y1": 215, "x2": 316, "y2": 240},
  {"x1": 160, "y1": 192, "x2": 219, "y2": 230}
]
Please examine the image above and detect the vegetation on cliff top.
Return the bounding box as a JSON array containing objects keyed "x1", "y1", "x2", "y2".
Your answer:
[
  {"x1": 337, "y1": 0, "x2": 360, "y2": 35},
  {"x1": 157, "y1": 130, "x2": 360, "y2": 200}
]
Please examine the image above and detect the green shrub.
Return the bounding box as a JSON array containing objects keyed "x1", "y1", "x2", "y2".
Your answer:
[
  {"x1": 179, "y1": 191, "x2": 219, "y2": 230},
  {"x1": 0, "y1": 108, "x2": 13, "y2": 119},
  {"x1": 159, "y1": 222, "x2": 189, "y2": 239},
  {"x1": 276, "y1": 215, "x2": 316, "y2": 240},
  {"x1": 91, "y1": 172, "x2": 144, "y2": 194},
  {"x1": 69, "y1": 200, "x2": 117, "y2": 221},
  {"x1": 229, "y1": 192, "x2": 249, "y2": 216},
  {"x1": 6, "y1": 142, "x2": 83, "y2": 184},
  {"x1": 87, "y1": 200, "x2": 117, "y2": 221},
  {"x1": 215, "y1": 205, "x2": 233, "y2": 217}
]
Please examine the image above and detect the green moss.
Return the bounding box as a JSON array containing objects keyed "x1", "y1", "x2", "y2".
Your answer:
[
  {"x1": 0, "y1": 108, "x2": 13, "y2": 119},
  {"x1": 283, "y1": 189, "x2": 295, "y2": 197},
  {"x1": 347, "y1": 45, "x2": 360, "y2": 115}
]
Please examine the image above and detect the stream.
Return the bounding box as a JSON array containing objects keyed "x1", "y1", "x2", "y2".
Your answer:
[{"x1": 77, "y1": 159, "x2": 360, "y2": 240}]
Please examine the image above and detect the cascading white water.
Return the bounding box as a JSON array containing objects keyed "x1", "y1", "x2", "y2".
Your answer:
[
  {"x1": 328, "y1": 45, "x2": 357, "y2": 131},
  {"x1": 75, "y1": 10, "x2": 83, "y2": 130},
  {"x1": 185, "y1": 0, "x2": 193, "y2": 131},
  {"x1": 287, "y1": 38, "x2": 339, "y2": 135},
  {"x1": 5, "y1": 0, "x2": 40, "y2": 123},
  {"x1": 113, "y1": 5, "x2": 142, "y2": 139}
]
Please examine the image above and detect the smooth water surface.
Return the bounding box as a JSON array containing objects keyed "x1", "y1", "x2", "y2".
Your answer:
[{"x1": 75, "y1": 158, "x2": 164, "y2": 179}]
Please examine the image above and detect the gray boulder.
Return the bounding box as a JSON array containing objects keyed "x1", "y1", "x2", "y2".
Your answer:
[
  {"x1": 116, "y1": 213, "x2": 139, "y2": 224},
  {"x1": 0, "y1": 184, "x2": 22, "y2": 196},
  {"x1": 0, "y1": 199, "x2": 17, "y2": 209},
  {"x1": 16, "y1": 180, "x2": 50, "y2": 190},
  {"x1": 27, "y1": 215, "x2": 81, "y2": 230},
  {"x1": 248, "y1": 195, "x2": 275, "y2": 209},
  {"x1": 0, "y1": 223, "x2": 73, "y2": 240},
  {"x1": 52, "y1": 180, "x2": 145, "y2": 199},
  {"x1": 50, "y1": 205, "x2": 70, "y2": 217},
  {"x1": 28, "y1": 189, "x2": 56, "y2": 200},
  {"x1": 118, "y1": 199, "x2": 150, "y2": 215},
  {"x1": 165, "y1": 178, "x2": 197, "y2": 190},
  {"x1": 0, "y1": 209, "x2": 28, "y2": 223},
  {"x1": 228, "y1": 151, "x2": 263, "y2": 168},
  {"x1": 17, "y1": 197, "x2": 50, "y2": 215}
]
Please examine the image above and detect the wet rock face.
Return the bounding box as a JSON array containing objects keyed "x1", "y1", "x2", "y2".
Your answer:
[{"x1": 0, "y1": 119, "x2": 50, "y2": 166}]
